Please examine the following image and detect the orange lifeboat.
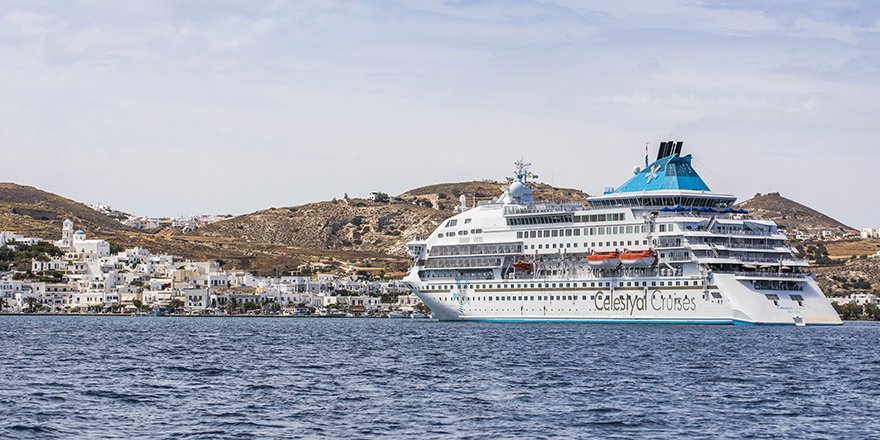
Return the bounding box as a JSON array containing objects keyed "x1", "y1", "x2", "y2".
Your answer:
[
  {"x1": 620, "y1": 249, "x2": 657, "y2": 267},
  {"x1": 587, "y1": 251, "x2": 620, "y2": 268},
  {"x1": 513, "y1": 260, "x2": 533, "y2": 271}
]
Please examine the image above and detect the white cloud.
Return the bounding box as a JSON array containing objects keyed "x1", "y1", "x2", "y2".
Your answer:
[{"x1": 0, "y1": 0, "x2": 877, "y2": 227}]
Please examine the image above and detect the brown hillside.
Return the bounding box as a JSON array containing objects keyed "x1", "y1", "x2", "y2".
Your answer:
[
  {"x1": 191, "y1": 199, "x2": 446, "y2": 257},
  {"x1": 0, "y1": 182, "x2": 133, "y2": 238},
  {"x1": 735, "y1": 192, "x2": 855, "y2": 234}
]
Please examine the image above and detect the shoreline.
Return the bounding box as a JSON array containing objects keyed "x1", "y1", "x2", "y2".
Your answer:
[{"x1": 0, "y1": 312, "x2": 385, "y2": 319}]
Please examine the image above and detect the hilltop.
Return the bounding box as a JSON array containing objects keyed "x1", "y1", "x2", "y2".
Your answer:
[
  {"x1": 735, "y1": 192, "x2": 855, "y2": 235},
  {"x1": 400, "y1": 181, "x2": 590, "y2": 212},
  {"x1": 0, "y1": 183, "x2": 133, "y2": 237}
]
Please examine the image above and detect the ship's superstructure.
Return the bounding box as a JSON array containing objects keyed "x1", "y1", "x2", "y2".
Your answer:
[{"x1": 403, "y1": 143, "x2": 841, "y2": 325}]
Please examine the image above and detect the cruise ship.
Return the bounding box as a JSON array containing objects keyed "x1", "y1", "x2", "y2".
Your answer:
[{"x1": 403, "y1": 142, "x2": 842, "y2": 325}]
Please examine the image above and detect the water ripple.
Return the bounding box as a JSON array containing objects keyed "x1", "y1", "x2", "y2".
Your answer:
[{"x1": 1, "y1": 316, "x2": 879, "y2": 439}]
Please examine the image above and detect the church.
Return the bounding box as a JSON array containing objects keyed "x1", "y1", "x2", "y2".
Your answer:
[{"x1": 54, "y1": 219, "x2": 111, "y2": 257}]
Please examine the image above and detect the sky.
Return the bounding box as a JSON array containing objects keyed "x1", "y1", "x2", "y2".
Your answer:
[{"x1": 1, "y1": 0, "x2": 878, "y2": 228}]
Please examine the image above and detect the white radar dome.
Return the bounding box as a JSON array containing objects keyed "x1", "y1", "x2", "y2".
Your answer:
[
  {"x1": 509, "y1": 181, "x2": 526, "y2": 198},
  {"x1": 633, "y1": 166, "x2": 641, "y2": 175}
]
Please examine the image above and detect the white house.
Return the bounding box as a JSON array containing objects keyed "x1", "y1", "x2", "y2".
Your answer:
[
  {"x1": 862, "y1": 228, "x2": 880, "y2": 239},
  {"x1": 794, "y1": 232, "x2": 814, "y2": 241},
  {"x1": 831, "y1": 293, "x2": 880, "y2": 306},
  {"x1": 32, "y1": 258, "x2": 66, "y2": 273},
  {"x1": 0, "y1": 232, "x2": 42, "y2": 247},
  {"x1": 181, "y1": 288, "x2": 210, "y2": 310}
]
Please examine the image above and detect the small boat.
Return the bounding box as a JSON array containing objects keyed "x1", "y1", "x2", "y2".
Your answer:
[
  {"x1": 620, "y1": 249, "x2": 657, "y2": 267},
  {"x1": 388, "y1": 311, "x2": 408, "y2": 319},
  {"x1": 587, "y1": 251, "x2": 620, "y2": 268},
  {"x1": 410, "y1": 312, "x2": 429, "y2": 319},
  {"x1": 512, "y1": 260, "x2": 533, "y2": 271}
]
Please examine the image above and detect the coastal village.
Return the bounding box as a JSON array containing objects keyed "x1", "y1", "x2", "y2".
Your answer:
[{"x1": 0, "y1": 220, "x2": 426, "y2": 317}]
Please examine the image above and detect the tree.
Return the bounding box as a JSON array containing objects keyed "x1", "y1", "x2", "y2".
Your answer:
[
  {"x1": 109, "y1": 242, "x2": 125, "y2": 254},
  {"x1": 24, "y1": 297, "x2": 39, "y2": 313},
  {"x1": 0, "y1": 297, "x2": 7, "y2": 312},
  {"x1": 167, "y1": 298, "x2": 185, "y2": 313},
  {"x1": 834, "y1": 302, "x2": 864, "y2": 320},
  {"x1": 132, "y1": 299, "x2": 145, "y2": 312},
  {"x1": 864, "y1": 303, "x2": 880, "y2": 321},
  {"x1": 225, "y1": 297, "x2": 239, "y2": 315},
  {"x1": 242, "y1": 301, "x2": 259, "y2": 312}
]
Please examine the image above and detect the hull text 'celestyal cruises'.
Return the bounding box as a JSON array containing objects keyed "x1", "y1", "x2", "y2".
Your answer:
[{"x1": 403, "y1": 142, "x2": 841, "y2": 325}]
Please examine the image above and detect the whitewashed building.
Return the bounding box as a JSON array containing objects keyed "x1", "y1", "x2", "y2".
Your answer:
[
  {"x1": 0, "y1": 232, "x2": 42, "y2": 247},
  {"x1": 54, "y1": 220, "x2": 110, "y2": 257}
]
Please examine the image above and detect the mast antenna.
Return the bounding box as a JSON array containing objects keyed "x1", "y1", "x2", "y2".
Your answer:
[{"x1": 513, "y1": 158, "x2": 536, "y2": 183}]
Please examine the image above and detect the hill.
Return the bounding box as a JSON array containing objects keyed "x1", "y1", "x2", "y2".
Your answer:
[
  {"x1": 0, "y1": 182, "x2": 133, "y2": 238},
  {"x1": 191, "y1": 181, "x2": 590, "y2": 259},
  {"x1": 0, "y1": 183, "x2": 402, "y2": 276},
  {"x1": 191, "y1": 199, "x2": 447, "y2": 257},
  {"x1": 399, "y1": 180, "x2": 589, "y2": 212},
  {"x1": 735, "y1": 192, "x2": 855, "y2": 235}
]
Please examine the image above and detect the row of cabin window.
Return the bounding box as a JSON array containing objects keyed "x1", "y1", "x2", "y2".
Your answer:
[
  {"x1": 516, "y1": 229, "x2": 581, "y2": 239},
  {"x1": 441, "y1": 287, "x2": 696, "y2": 303},
  {"x1": 515, "y1": 224, "x2": 674, "y2": 240},
  {"x1": 522, "y1": 239, "x2": 650, "y2": 251},
  {"x1": 438, "y1": 295, "x2": 586, "y2": 302},
  {"x1": 572, "y1": 213, "x2": 626, "y2": 223},
  {"x1": 510, "y1": 213, "x2": 630, "y2": 230},
  {"x1": 588, "y1": 224, "x2": 650, "y2": 235},
  {"x1": 506, "y1": 214, "x2": 575, "y2": 226},
  {"x1": 585, "y1": 224, "x2": 676, "y2": 234},
  {"x1": 440, "y1": 228, "x2": 483, "y2": 238},
  {"x1": 429, "y1": 280, "x2": 694, "y2": 290}
]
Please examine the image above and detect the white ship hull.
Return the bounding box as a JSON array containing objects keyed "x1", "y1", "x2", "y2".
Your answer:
[{"x1": 405, "y1": 273, "x2": 841, "y2": 326}]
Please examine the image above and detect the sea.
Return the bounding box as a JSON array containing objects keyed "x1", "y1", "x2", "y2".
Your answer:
[{"x1": 1, "y1": 316, "x2": 878, "y2": 439}]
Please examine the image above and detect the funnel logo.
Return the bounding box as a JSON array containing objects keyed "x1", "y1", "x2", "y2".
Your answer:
[{"x1": 646, "y1": 164, "x2": 662, "y2": 183}]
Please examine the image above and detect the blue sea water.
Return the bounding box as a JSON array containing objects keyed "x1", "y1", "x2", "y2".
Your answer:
[{"x1": 0, "y1": 316, "x2": 878, "y2": 439}]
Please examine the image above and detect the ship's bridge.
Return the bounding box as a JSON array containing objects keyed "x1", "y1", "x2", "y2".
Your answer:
[{"x1": 589, "y1": 142, "x2": 736, "y2": 209}]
